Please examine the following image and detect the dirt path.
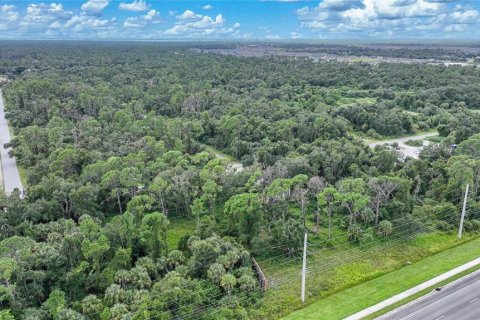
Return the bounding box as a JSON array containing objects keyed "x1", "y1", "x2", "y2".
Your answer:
[
  {"x1": 368, "y1": 132, "x2": 439, "y2": 148},
  {"x1": 368, "y1": 132, "x2": 438, "y2": 159},
  {"x1": 208, "y1": 147, "x2": 245, "y2": 173},
  {"x1": 368, "y1": 132, "x2": 439, "y2": 159}
]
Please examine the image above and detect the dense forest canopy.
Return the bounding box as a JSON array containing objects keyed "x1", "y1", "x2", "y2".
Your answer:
[{"x1": 1, "y1": 42, "x2": 480, "y2": 319}]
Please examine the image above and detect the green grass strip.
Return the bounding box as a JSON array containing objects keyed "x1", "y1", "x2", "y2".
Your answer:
[{"x1": 283, "y1": 236, "x2": 480, "y2": 320}]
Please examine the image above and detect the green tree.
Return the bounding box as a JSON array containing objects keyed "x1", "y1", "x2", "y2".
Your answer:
[
  {"x1": 140, "y1": 212, "x2": 169, "y2": 259},
  {"x1": 220, "y1": 274, "x2": 236, "y2": 296},
  {"x1": 101, "y1": 170, "x2": 124, "y2": 214},
  {"x1": 0, "y1": 257, "x2": 17, "y2": 304},
  {"x1": 318, "y1": 187, "x2": 342, "y2": 240},
  {"x1": 201, "y1": 179, "x2": 222, "y2": 213},
  {"x1": 337, "y1": 178, "x2": 370, "y2": 226},
  {"x1": 224, "y1": 193, "x2": 262, "y2": 243},
  {"x1": 44, "y1": 289, "x2": 66, "y2": 319}
]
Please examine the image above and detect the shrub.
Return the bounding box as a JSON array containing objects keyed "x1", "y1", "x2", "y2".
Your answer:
[
  {"x1": 470, "y1": 219, "x2": 480, "y2": 231},
  {"x1": 377, "y1": 220, "x2": 393, "y2": 237},
  {"x1": 348, "y1": 224, "x2": 363, "y2": 242},
  {"x1": 434, "y1": 220, "x2": 454, "y2": 232}
]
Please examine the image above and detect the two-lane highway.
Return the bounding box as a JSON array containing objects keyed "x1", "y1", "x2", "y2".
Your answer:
[
  {"x1": 378, "y1": 270, "x2": 480, "y2": 320},
  {"x1": 0, "y1": 89, "x2": 24, "y2": 196}
]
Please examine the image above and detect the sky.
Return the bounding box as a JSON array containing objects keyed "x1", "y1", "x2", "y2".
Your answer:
[{"x1": 0, "y1": 0, "x2": 479, "y2": 40}]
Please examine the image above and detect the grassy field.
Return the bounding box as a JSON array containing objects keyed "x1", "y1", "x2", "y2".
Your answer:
[
  {"x1": 248, "y1": 231, "x2": 480, "y2": 320},
  {"x1": 281, "y1": 235, "x2": 480, "y2": 320},
  {"x1": 16, "y1": 164, "x2": 28, "y2": 188},
  {"x1": 166, "y1": 217, "x2": 196, "y2": 251}
]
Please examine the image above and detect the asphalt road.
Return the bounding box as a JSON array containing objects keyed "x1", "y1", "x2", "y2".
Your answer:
[
  {"x1": 0, "y1": 89, "x2": 24, "y2": 195},
  {"x1": 378, "y1": 270, "x2": 480, "y2": 320}
]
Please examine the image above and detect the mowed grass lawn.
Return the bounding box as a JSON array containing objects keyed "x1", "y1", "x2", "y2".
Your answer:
[{"x1": 283, "y1": 236, "x2": 480, "y2": 320}]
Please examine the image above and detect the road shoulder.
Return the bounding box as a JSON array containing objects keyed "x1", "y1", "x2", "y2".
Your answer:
[
  {"x1": 344, "y1": 256, "x2": 480, "y2": 319},
  {"x1": 282, "y1": 237, "x2": 480, "y2": 320}
]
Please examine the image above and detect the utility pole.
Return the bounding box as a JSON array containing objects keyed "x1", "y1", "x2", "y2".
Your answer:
[
  {"x1": 458, "y1": 184, "x2": 469, "y2": 239},
  {"x1": 301, "y1": 231, "x2": 308, "y2": 303}
]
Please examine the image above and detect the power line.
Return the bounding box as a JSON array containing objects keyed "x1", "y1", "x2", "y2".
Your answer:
[
  {"x1": 80, "y1": 202, "x2": 473, "y2": 319},
  {"x1": 76, "y1": 220, "x2": 390, "y2": 318},
  {"x1": 144, "y1": 208, "x2": 463, "y2": 320},
  {"x1": 179, "y1": 221, "x2": 461, "y2": 320}
]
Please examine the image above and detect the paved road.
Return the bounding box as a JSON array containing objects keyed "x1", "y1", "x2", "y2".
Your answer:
[
  {"x1": 378, "y1": 270, "x2": 480, "y2": 320},
  {"x1": 345, "y1": 257, "x2": 480, "y2": 320},
  {"x1": 0, "y1": 89, "x2": 24, "y2": 196},
  {"x1": 368, "y1": 132, "x2": 439, "y2": 159}
]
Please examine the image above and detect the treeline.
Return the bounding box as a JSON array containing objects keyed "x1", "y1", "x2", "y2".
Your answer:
[{"x1": 283, "y1": 43, "x2": 479, "y2": 61}]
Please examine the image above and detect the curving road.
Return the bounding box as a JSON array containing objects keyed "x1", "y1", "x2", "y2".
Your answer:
[
  {"x1": 209, "y1": 147, "x2": 245, "y2": 173},
  {"x1": 0, "y1": 89, "x2": 24, "y2": 196},
  {"x1": 368, "y1": 132, "x2": 439, "y2": 159}
]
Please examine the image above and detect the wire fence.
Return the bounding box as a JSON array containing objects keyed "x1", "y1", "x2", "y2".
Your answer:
[{"x1": 174, "y1": 208, "x2": 471, "y2": 320}]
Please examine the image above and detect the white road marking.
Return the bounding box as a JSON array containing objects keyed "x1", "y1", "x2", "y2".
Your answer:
[
  {"x1": 433, "y1": 316, "x2": 445, "y2": 320},
  {"x1": 469, "y1": 297, "x2": 479, "y2": 303},
  {"x1": 399, "y1": 279, "x2": 480, "y2": 320}
]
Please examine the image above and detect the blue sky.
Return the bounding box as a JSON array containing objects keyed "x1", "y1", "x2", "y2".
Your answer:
[{"x1": 0, "y1": 0, "x2": 479, "y2": 40}]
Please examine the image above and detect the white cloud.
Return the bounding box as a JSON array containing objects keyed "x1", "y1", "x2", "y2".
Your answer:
[
  {"x1": 202, "y1": 4, "x2": 213, "y2": 10},
  {"x1": 123, "y1": 9, "x2": 160, "y2": 28},
  {"x1": 81, "y1": 0, "x2": 110, "y2": 16},
  {"x1": 393, "y1": 0, "x2": 417, "y2": 6},
  {"x1": 0, "y1": 5, "x2": 18, "y2": 31},
  {"x1": 49, "y1": 21, "x2": 63, "y2": 29},
  {"x1": 0, "y1": 3, "x2": 119, "y2": 38},
  {"x1": 0, "y1": 4, "x2": 18, "y2": 22},
  {"x1": 320, "y1": 0, "x2": 365, "y2": 12},
  {"x1": 445, "y1": 24, "x2": 465, "y2": 32},
  {"x1": 165, "y1": 10, "x2": 237, "y2": 37},
  {"x1": 295, "y1": 0, "x2": 478, "y2": 36},
  {"x1": 340, "y1": 0, "x2": 442, "y2": 21},
  {"x1": 450, "y1": 10, "x2": 479, "y2": 23},
  {"x1": 144, "y1": 9, "x2": 159, "y2": 21},
  {"x1": 177, "y1": 10, "x2": 203, "y2": 21},
  {"x1": 65, "y1": 14, "x2": 115, "y2": 31},
  {"x1": 119, "y1": 0, "x2": 149, "y2": 12},
  {"x1": 233, "y1": 22, "x2": 241, "y2": 28},
  {"x1": 290, "y1": 31, "x2": 303, "y2": 39},
  {"x1": 21, "y1": 3, "x2": 73, "y2": 27},
  {"x1": 123, "y1": 17, "x2": 143, "y2": 28},
  {"x1": 306, "y1": 21, "x2": 328, "y2": 29}
]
